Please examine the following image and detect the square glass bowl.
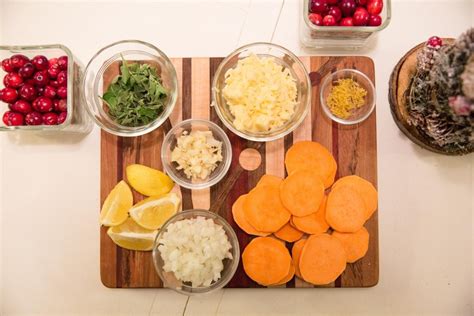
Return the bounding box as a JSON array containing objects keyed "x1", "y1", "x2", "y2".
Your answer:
[
  {"x1": 0, "y1": 44, "x2": 92, "y2": 134},
  {"x1": 300, "y1": 0, "x2": 391, "y2": 49}
]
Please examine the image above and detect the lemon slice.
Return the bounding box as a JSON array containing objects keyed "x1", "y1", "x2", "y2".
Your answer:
[
  {"x1": 126, "y1": 164, "x2": 174, "y2": 197},
  {"x1": 129, "y1": 193, "x2": 181, "y2": 230},
  {"x1": 100, "y1": 180, "x2": 133, "y2": 227},
  {"x1": 107, "y1": 218, "x2": 158, "y2": 251}
]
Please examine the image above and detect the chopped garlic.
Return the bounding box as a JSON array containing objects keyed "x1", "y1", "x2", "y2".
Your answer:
[
  {"x1": 171, "y1": 130, "x2": 223, "y2": 180},
  {"x1": 222, "y1": 54, "x2": 297, "y2": 133}
]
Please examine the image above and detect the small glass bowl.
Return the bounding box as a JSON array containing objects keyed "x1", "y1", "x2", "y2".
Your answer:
[
  {"x1": 152, "y1": 209, "x2": 240, "y2": 295},
  {"x1": 212, "y1": 42, "x2": 311, "y2": 142},
  {"x1": 320, "y1": 69, "x2": 375, "y2": 125},
  {"x1": 82, "y1": 40, "x2": 178, "y2": 137},
  {"x1": 161, "y1": 119, "x2": 232, "y2": 190}
]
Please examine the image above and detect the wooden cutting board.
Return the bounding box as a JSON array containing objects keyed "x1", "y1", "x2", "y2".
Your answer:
[{"x1": 100, "y1": 56, "x2": 378, "y2": 288}]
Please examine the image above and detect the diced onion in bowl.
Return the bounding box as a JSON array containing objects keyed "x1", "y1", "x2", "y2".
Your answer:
[{"x1": 157, "y1": 216, "x2": 233, "y2": 287}]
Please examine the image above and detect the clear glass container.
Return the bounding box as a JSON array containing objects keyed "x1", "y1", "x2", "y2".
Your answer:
[
  {"x1": 82, "y1": 40, "x2": 178, "y2": 137},
  {"x1": 161, "y1": 119, "x2": 232, "y2": 190},
  {"x1": 300, "y1": 0, "x2": 391, "y2": 49},
  {"x1": 152, "y1": 209, "x2": 240, "y2": 295},
  {"x1": 320, "y1": 69, "x2": 375, "y2": 124},
  {"x1": 0, "y1": 44, "x2": 92, "y2": 134},
  {"x1": 212, "y1": 42, "x2": 311, "y2": 142}
]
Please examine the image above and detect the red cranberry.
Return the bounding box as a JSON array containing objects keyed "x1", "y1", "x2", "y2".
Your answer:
[
  {"x1": 323, "y1": 14, "x2": 337, "y2": 26},
  {"x1": 25, "y1": 111, "x2": 43, "y2": 125},
  {"x1": 310, "y1": 0, "x2": 329, "y2": 14},
  {"x1": 18, "y1": 63, "x2": 36, "y2": 79},
  {"x1": 340, "y1": 17, "x2": 354, "y2": 26},
  {"x1": 48, "y1": 58, "x2": 58, "y2": 67},
  {"x1": 4, "y1": 111, "x2": 24, "y2": 126},
  {"x1": 427, "y1": 36, "x2": 443, "y2": 48},
  {"x1": 356, "y1": 0, "x2": 367, "y2": 4},
  {"x1": 54, "y1": 99, "x2": 67, "y2": 112},
  {"x1": 33, "y1": 71, "x2": 49, "y2": 86},
  {"x1": 19, "y1": 84, "x2": 37, "y2": 101},
  {"x1": 11, "y1": 100, "x2": 33, "y2": 114},
  {"x1": 57, "y1": 86, "x2": 67, "y2": 99},
  {"x1": 42, "y1": 112, "x2": 58, "y2": 125},
  {"x1": 3, "y1": 72, "x2": 23, "y2": 88},
  {"x1": 43, "y1": 86, "x2": 57, "y2": 99},
  {"x1": 339, "y1": 0, "x2": 356, "y2": 17},
  {"x1": 57, "y1": 71, "x2": 67, "y2": 86},
  {"x1": 10, "y1": 54, "x2": 29, "y2": 69},
  {"x1": 327, "y1": 0, "x2": 338, "y2": 4},
  {"x1": 57, "y1": 111, "x2": 67, "y2": 124},
  {"x1": 47, "y1": 65, "x2": 60, "y2": 79},
  {"x1": 37, "y1": 86, "x2": 45, "y2": 96},
  {"x1": 57, "y1": 56, "x2": 68, "y2": 70},
  {"x1": 367, "y1": 0, "x2": 383, "y2": 15},
  {"x1": 33, "y1": 96, "x2": 53, "y2": 112},
  {"x1": 308, "y1": 13, "x2": 323, "y2": 26},
  {"x1": 32, "y1": 55, "x2": 49, "y2": 70},
  {"x1": 0, "y1": 87, "x2": 18, "y2": 103},
  {"x1": 353, "y1": 7, "x2": 370, "y2": 26},
  {"x1": 328, "y1": 6, "x2": 342, "y2": 21},
  {"x1": 50, "y1": 80, "x2": 60, "y2": 88},
  {"x1": 368, "y1": 14, "x2": 382, "y2": 26},
  {"x1": 1, "y1": 59, "x2": 14, "y2": 72}
]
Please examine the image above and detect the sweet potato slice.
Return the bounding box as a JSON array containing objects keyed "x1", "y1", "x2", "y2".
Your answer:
[
  {"x1": 242, "y1": 237, "x2": 292, "y2": 286},
  {"x1": 257, "y1": 174, "x2": 284, "y2": 188},
  {"x1": 292, "y1": 195, "x2": 329, "y2": 235},
  {"x1": 292, "y1": 238, "x2": 306, "y2": 278},
  {"x1": 232, "y1": 195, "x2": 270, "y2": 237},
  {"x1": 333, "y1": 175, "x2": 378, "y2": 220},
  {"x1": 274, "y1": 222, "x2": 304, "y2": 242},
  {"x1": 243, "y1": 185, "x2": 291, "y2": 233},
  {"x1": 280, "y1": 170, "x2": 325, "y2": 216},
  {"x1": 326, "y1": 185, "x2": 366, "y2": 233},
  {"x1": 270, "y1": 263, "x2": 296, "y2": 286},
  {"x1": 284, "y1": 141, "x2": 337, "y2": 188},
  {"x1": 332, "y1": 227, "x2": 370, "y2": 263},
  {"x1": 299, "y1": 234, "x2": 347, "y2": 285}
]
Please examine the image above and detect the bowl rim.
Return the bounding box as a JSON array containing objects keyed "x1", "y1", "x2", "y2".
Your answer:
[
  {"x1": 319, "y1": 68, "x2": 376, "y2": 125},
  {"x1": 161, "y1": 118, "x2": 232, "y2": 190},
  {"x1": 152, "y1": 209, "x2": 240, "y2": 295},
  {"x1": 82, "y1": 39, "x2": 178, "y2": 137},
  {"x1": 211, "y1": 42, "x2": 312, "y2": 142}
]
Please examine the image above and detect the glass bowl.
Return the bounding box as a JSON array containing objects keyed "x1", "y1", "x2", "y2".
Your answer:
[
  {"x1": 300, "y1": 0, "x2": 392, "y2": 49},
  {"x1": 212, "y1": 42, "x2": 311, "y2": 142},
  {"x1": 82, "y1": 40, "x2": 178, "y2": 137},
  {"x1": 0, "y1": 44, "x2": 92, "y2": 134},
  {"x1": 161, "y1": 119, "x2": 232, "y2": 190},
  {"x1": 152, "y1": 209, "x2": 240, "y2": 295},
  {"x1": 320, "y1": 69, "x2": 375, "y2": 125}
]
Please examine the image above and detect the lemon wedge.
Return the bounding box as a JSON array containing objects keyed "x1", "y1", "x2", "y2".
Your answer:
[
  {"x1": 126, "y1": 164, "x2": 174, "y2": 197},
  {"x1": 100, "y1": 180, "x2": 133, "y2": 227},
  {"x1": 129, "y1": 193, "x2": 181, "y2": 230},
  {"x1": 107, "y1": 218, "x2": 158, "y2": 251}
]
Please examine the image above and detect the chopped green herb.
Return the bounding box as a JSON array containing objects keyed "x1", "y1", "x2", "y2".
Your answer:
[{"x1": 101, "y1": 58, "x2": 168, "y2": 127}]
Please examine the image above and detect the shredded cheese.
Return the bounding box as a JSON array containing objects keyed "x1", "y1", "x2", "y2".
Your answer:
[
  {"x1": 171, "y1": 130, "x2": 223, "y2": 180},
  {"x1": 326, "y1": 78, "x2": 367, "y2": 119},
  {"x1": 222, "y1": 54, "x2": 297, "y2": 133}
]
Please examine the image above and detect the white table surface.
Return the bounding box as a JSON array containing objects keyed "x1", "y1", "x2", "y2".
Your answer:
[{"x1": 0, "y1": 0, "x2": 473, "y2": 315}]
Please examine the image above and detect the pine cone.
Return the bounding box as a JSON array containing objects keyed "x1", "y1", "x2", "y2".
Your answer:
[{"x1": 461, "y1": 55, "x2": 474, "y2": 99}]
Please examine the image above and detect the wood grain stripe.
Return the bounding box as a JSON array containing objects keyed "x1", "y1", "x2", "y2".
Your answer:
[
  {"x1": 180, "y1": 58, "x2": 193, "y2": 211},
  {"x1": 191, "y1": 58, "x2": 211, "y2": 210},
  {"x1": 293, "y1": 57, "x2": 313, "y2": 143}
]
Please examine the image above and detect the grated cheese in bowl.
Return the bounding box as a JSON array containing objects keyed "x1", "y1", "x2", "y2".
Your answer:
[
  {"x1": 222, "y1": 54, "x2": 298, "y2": 133},
  {"x1": 170, "y1": 130, "x2": 223, "y2": 180},
  {"x1": 157, "y1": 216, "x2": 233, "y2": 288}
]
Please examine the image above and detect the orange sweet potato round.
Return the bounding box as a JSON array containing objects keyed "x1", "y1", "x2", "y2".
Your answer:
[
  {"x1": 333, "y1": 175, "x2": 378, "y2": 220},
  {"x1": 326, "y1": 185, "x2": 366, "y2": 233},
  {"x1": 257, "y1": 174, "x2": 284, "y2": 188},
  {"x1": 332, "y1": 227, "x2": 370, "y2": 263},
  {"x1": 292, "y1": 195, "x2": 329, "y2": 235},
  {"x1": 280, "y1": 170, "x2": 325, "y2": 217},
  {"x1": 292, "y1": 238, "x2": 307, "y2": 279},
  {"x1": 242, "y1": 237, "x2": 292, "y2": 286},
  {"x1": 243, "y1": 185, "x2": 291, "y2": 233},
  {"x1": 232, "y1": 195, "x2": 270, "y2": 237},
  {"x1": 274, "y1": 222, "x2": 304, "y2": 243},
  {"x1": 285, "y1": 141, "x2": 337, "y2": 188},
  {"x1": 299, "y1": 234, "x2": 347, "y2": 285}
]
